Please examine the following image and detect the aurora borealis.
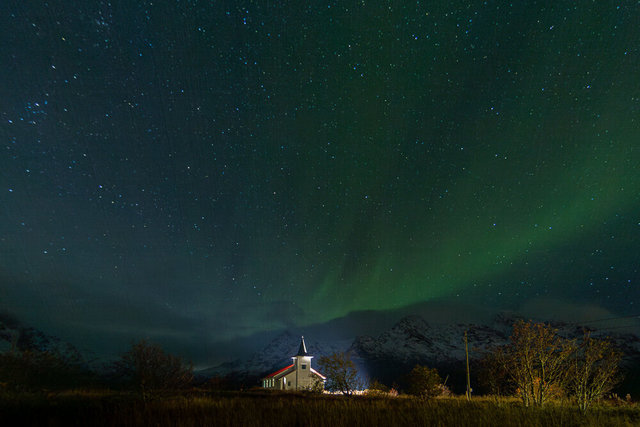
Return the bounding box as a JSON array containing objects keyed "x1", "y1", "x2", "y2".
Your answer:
[{"x1": 1, "y1": 1, "x2": 639, "y2": 362}]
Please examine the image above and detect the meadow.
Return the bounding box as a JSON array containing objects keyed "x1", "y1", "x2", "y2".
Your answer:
[{"x1": 1, "y1": 390, "x2": 639, "y2": 427}]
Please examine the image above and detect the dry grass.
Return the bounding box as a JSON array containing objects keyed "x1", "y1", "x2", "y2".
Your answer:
[{"x1": 1, "y1": 390, "x2": 639, "y2": 426}]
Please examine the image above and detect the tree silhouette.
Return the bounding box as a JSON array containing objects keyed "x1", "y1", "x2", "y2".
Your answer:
[
  {"x1": 115, "y1": 339, "x2": 193, "y2": 399},
  {"x1": 568, "y1": 332, "x2": 623, "y2": 412},
  {"x1": 407, "y1": 365, "x2": 442, "y2": 399},
  {"x1": 318, "y1": 352, "x2": 361, "y2": 395},
  {"x1": 478, "y1": 347, "x2": 513, "y2": 397}
]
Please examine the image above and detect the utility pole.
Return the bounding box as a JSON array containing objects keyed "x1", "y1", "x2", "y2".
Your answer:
[{"x1": 464, "y1": 330, "x2": 471, "y2": 401}]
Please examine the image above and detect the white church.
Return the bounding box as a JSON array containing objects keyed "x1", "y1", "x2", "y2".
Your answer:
[{"x1": 261, "y1": 336, "x2": 326, "y2": 391}]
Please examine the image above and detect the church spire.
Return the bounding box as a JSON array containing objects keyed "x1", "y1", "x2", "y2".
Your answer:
[{"x1": 296, "y1": 336, "x2": 309, "y2": 356}]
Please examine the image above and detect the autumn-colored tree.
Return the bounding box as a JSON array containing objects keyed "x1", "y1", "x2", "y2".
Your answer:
[
  {"x1": 568, "y1": 332, "x2": 623, "y2": 412},
  {"x1": 496, "y1": 320, "x2": 575, "y2": 406},
  {"x1": 318, "y1": 352, "x2": 362, "y2": 395},
  {"x1": 407, "y1": 365, "x2": 442, "y2": 399},
  {"x1": 116, "y1": 339, "x2": 193, "y2": 399}
]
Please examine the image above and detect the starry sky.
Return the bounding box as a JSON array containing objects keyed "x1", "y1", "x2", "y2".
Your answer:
[{"x1": 1, "y1": 1, "x2": 639, "y2": 362}]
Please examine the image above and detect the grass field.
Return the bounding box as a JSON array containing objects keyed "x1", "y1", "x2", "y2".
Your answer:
[{"x1": 1, "y1": 390, "x2": 639, "y2": 426}]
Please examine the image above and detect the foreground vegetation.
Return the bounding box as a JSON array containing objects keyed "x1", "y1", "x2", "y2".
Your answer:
[
  {"x1": 1, "y1": 390, "x2": 640, "y2": 427},
  {"x1": 0, "y1": 320, "x2": 635, "y2": 425}
]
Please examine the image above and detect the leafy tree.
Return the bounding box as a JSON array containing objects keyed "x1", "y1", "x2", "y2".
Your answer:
[
  {"x1": 568, "y1": 332, "x2": 623, "y2": 412},
  {"x1": 318, "y1": 352, "x2": 362, "y2": 395},
  {"x1": 407, "y1": 365, "x2": 442, "y2": 399},
  {"x1": 115, "y1": 339, "x2": 193, "y2": 399}
]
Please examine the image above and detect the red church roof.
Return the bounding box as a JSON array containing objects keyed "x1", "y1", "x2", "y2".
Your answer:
[{"x1": 264, "y1": 363, "x2": 295, "y2": 378}]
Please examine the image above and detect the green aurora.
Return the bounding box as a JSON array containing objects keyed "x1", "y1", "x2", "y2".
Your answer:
[{"x1": 0, "y1": 0, "x2": 638, "y2": 355}]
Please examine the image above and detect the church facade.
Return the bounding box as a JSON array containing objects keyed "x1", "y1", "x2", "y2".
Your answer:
[{"x1": 261, "y1": 336, "x2": 326, "y2": 391}]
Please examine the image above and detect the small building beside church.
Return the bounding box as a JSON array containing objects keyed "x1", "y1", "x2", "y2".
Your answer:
[{"x1": 262, "y1": 336, "x2": 326, "y2": 391}]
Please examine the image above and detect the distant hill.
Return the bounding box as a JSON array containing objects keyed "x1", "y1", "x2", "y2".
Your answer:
[{"x1": 0, "y1": 311, "x2": 65, "y2": 353}]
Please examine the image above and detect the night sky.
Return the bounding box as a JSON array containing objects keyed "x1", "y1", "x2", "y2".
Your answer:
[{"x1": 1, "y1": 1, "x2": 639, "y2": 363}]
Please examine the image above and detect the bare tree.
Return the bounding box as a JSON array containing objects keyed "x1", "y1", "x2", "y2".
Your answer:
[
  {"x1": 478, "y1": 347, "x2": 513, "y2": 398},
  {"x1": 493, "y1": 344, "x2": 533, "y2": 406},
  {"x1": 318, "y1": 352, "x2": 362, "y2": 395},
  {"x1": 496, "y1": 320, "x2": 574, "y2": 406},
  {"x1": 116, "y1": 339, "x2": 193, "y2": 399},
  {"x1": 568, "y1": 332, "x2": 623, "y2": 412}
]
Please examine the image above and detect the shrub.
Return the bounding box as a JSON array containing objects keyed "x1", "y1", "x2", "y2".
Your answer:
[{"x1": 407, "y1": 365, "x2": 442, "y2": 399}]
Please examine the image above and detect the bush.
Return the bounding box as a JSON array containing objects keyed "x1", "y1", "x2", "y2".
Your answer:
[
  {"x1": 365, "y1": 379, "x2": 391, "y2": 397},
  {"x1": 407, "y1": 365, "x2": 442, "y2": 399}
]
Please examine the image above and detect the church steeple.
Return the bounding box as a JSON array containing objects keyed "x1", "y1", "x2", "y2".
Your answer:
[
  {"x1": 262, "y1": 335, "x2": 324, "y2": 391},
  {"x1": 296, "y1": 336, "x2": 309, "y2": 356}
]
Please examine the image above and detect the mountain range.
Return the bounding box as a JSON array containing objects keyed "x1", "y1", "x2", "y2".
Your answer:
[
  {"x1": 3, "y1": 306, "x2": 640, "y2": 395},
  {"x1": 200, "y1": 312, "x2": 640, "y2": 394}
]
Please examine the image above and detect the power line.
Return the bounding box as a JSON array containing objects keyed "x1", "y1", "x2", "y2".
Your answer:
[
  {"x1": 565, "y1": 313, "x2": 640, "y2": 326},
  {"x1": 582, "y1": 324, "x2": 640, "y2": 332}
]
